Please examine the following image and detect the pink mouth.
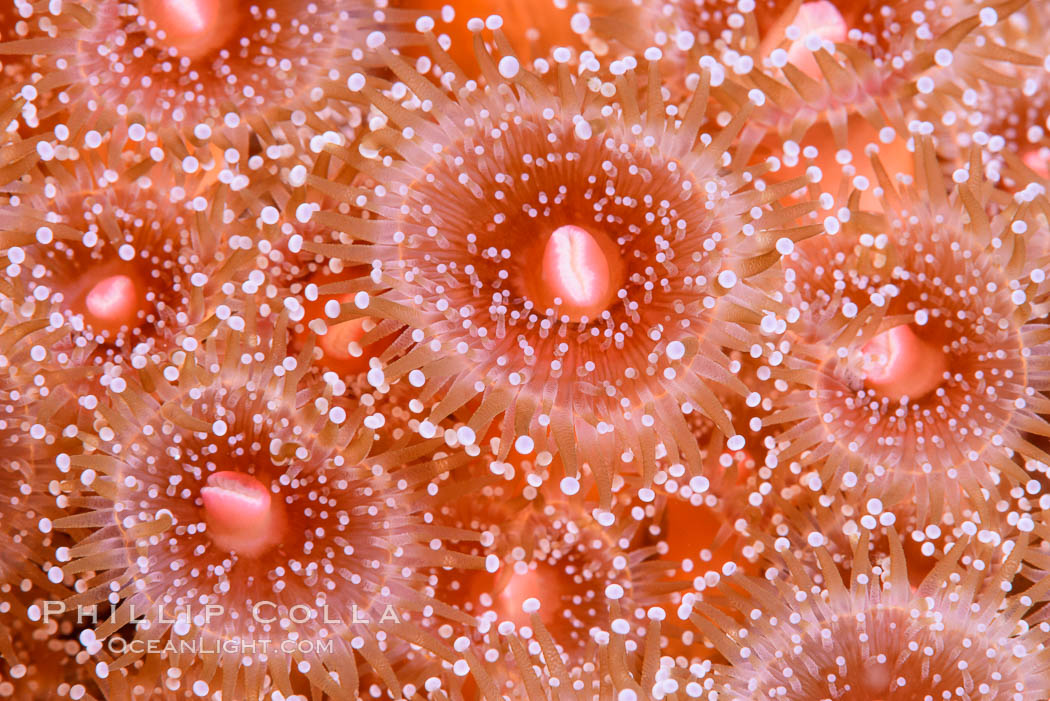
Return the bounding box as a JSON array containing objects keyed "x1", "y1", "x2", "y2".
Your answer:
[
  {"x1": 139, "y1": 0, "x2": 236, "y2": 60},
  {"x1": 859, "y1": 324, "x2": 948, "y2": 401},
  {"x1": 536, "y1": 224, "x2": 619, "y2": 321},
  {"x1": 84, "y1": 274, "x2": 140, "y2": 329},
  {"x1": 200, "y1": 471, "x2": 285, "y2": 556}
]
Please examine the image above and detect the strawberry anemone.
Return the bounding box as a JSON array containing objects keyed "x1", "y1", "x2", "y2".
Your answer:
[
  {"x1": 54, "y1": 320, "x2": 484, "y2": 699},
  {"x1": 908, "y1": 0, "x2": 1047, "y2": 168},
  {"x1": 310, "y1": 27, "x2": 814, "y2": 503},
  {"x1": 683, "y1": 530, "x2": 1050, "y2": 700},
  {"x1": 0, "y1": 138, "x2": 265, "y2": 364},
  {"x1": 0, "y1": 0, "x2": 409, "y2": 143},
  {"x1": 767, "y1": 139, "x2": 1050, "y2": 518},
  {"x1": 440, "y1": 487, "x2": 678, "y2": 648}
]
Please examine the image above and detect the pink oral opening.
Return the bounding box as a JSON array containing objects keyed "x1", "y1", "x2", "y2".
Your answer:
[
  {"x1": 319, "y1": 316, "x2": 368, "y2": 362},
  {"x1": 139, "y1": 0, "x2": 232, "y2": 60},
  {"x1": 860, "y1": 325, "x2": 947, "y2": 401},
  {"x1": 785, "y1": 1, "x2": 848, "y2": 80},
  {"x1": 84, "y1": 274, "x2": 139, "y2": 326},
  {"x1": 499, "y1": 568, "x2": 542, "y2": 608},
  {"x1": 495, "y1": 565, "x2": 560, "y2": 628},
  {"x1": 538, "y1": 224, "x2": 616, "y2": 321},
  {"x1": 200, "y1": 471, "x2": 284, "y2": 556},
  {"x1": 1023, "y1": 149, "x2": 1050, "y2": 179}
]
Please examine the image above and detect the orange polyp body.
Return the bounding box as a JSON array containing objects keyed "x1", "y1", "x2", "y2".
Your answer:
[
  {"x1": 860, "y1": 325, "x2": 947, "y2": 401},
  {"x1": 663, "y1": 497, "x2": 733, "y2": 572},
  {"x1": 298, "y1": 270, "x2": 395, "y2": 377},
  {"x1": 139, "y1": 0, "x2": 236, "y2": 60},
  {"x1": 781, "y1": 118, "x2": 913, "y2": 211},
  {"x1": 846, "y1": 123, "x2": 913, "y2": 210},
  {"x1": 532, "y1": 224, "x2": 622, "y2": 321},
  {"x1": 1023, "y1": 149, "x2": 1050, "y2": 179},
  {"x1": 200, "y1": 471, "x2": 285, "y2": 557},
  {"x1": 663, "y1": 452, "x2": 753, "y2": 582}
]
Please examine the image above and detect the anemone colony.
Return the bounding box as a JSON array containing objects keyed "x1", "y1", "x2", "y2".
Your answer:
[{"x1": 3, "y1": 0, "x2": 1050, "y2": 699}]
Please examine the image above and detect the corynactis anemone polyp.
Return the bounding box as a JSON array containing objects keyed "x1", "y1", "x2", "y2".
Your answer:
[
  {"x1": 723, "y1": 0, "x2": 1032, "y2": 184},
  {"x1": 767, "y1": 137, "x2": 1050, "y2": 518},
  {"x1": 1, "y1": 0, "x2": 401, "y2": 142},
  {"x1": 433, "y1": 478, "x2": 680, "y2": 671},
  {"x1": 680, "y1": 530, "x2": 1050, "y2": 700},
  {"x1": 395, "y1": 596, "x2": 665, "y2": 701},
  {"x1": 922, "y1": 0, "x2": 1050, "y2": 173},
  {"x1": 54, "y1": 319, "x2": 484, "y2": 699},
  {"x1": 754, "y1": 468, "x2": 1040, "y2": 596},
  {"x1": 482, "y1": 602, "x2": 667, "y2": 700},
  {"x1": 310, "y1": 26, "x2": 815, "y2": 502},
  {"x1": 0, "y1": 137, "x2": 268, "y2": 363}
]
